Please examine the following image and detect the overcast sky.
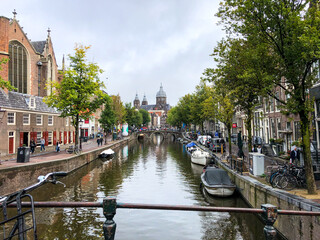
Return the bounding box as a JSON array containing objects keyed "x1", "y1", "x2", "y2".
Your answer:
[{"x1": 1, "y1": 0, "x2": 223, "y2": 106}]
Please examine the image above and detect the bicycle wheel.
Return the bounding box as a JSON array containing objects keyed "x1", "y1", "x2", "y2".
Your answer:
[
  {"x1": 271, "y1": 174, "x2": 282, "y2": 188},
  {"x1": 279, "y1": 175, "x2": 296, "y2": 190}
]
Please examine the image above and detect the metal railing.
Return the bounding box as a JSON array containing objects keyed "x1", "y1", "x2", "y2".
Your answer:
[{"x1": 3, "y1": 197, "x2": 320, "y2": 240}]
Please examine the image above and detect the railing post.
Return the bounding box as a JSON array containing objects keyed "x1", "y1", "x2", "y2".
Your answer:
[
  {"x1": 103, "y1": 197, "x2": 117, "y2": 240},
  {"x1": 261, "y1": 204, "x2": 278, "y2": 240}
]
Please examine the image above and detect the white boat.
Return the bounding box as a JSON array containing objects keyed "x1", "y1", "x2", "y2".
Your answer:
[
  {"x1": 201, "y1": 168, "x2": 236, "y2": 197},
  {"x1": 99, "y1": 149, "x2": 115, "y2": 159},
  {"x1": 191, "y1": 149, "x2": 210, "y2": 166}
]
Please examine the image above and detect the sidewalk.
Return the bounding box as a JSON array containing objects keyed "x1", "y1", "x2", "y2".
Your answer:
[
  {"x1": 218, "y1": 142, "x2": 320, "y2": 203},
  {"x1": 0, "y1": 137, "x2": 114, "y2": 170}
]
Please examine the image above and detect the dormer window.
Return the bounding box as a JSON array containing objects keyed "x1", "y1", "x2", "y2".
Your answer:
[{"x1": 30, "y1": 97, "x2": 36, "y2": 108}]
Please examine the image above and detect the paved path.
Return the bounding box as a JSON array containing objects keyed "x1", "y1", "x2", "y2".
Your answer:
[{"x1": 0, "y1": 137, "x2": 115, "y2": 170}]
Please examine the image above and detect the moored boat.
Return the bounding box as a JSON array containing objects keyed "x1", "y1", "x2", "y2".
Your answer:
[
  {"x1": 99, "y1": 149, "x2": 115, "y2": 159},
  {"x1": 201, "y1": 167, "x2": 236, "y2": 197},
  {"x1": 191, "y1": 149, "x2": 210, "y2": 165}
]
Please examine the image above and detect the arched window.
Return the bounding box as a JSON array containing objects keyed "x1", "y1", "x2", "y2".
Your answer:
[{"x1": 8, "y1": 41, "x2": 28, "y2": 93}]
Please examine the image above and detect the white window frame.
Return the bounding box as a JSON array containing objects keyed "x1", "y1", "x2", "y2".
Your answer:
[
  {"x1": 48, "y1": 116, "x2": 53, "y2": 126},
  {"x1": 23, "y1": 113, "x2": 30, "y2": 125},
  {"x1": 36, "y1": 115, "x2": 43, "y2": 125},
  {"x1": 7, "y1": 112, "x2": 15, "y2": 125},
  {"x1": 48, "y1": 131, "x2": 53, "y2": 146},
  {"x1": 29, "y1": 97, "x2": 36, "y2": 109},
  {"x1": 66, "y1": 117, "x2": 69, "y2": 126},
  {"x1": 36, "y1": 132, "x2": 42, "y2": 145}
]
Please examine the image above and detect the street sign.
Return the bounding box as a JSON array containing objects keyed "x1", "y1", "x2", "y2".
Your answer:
[{"x1": 232, "y1": 123, "x2": 237, "y2": 128}]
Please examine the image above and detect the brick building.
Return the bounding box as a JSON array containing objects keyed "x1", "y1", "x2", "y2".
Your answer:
[{"x1": 0, "y1": 13, "x2": 75, "y2": 158}]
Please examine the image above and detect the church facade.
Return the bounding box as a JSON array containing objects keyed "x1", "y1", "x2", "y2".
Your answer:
[
  {"x1": 133, "y1": 84, "x2": 170, "y2": 128},
  {"x1": 0, "y1": 12, "x2": 75, "y2": 158}
]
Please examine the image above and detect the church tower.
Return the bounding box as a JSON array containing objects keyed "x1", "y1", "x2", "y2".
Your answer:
[
  {"x1": 133, "y1": 93, "x2": 140, "y2": 109},
  {"x1": 142, "y1": 94, "x2": 148, "y2": 106},
  {"x1": 156, "y1": 84, "x2": 167, "y2": 109}
]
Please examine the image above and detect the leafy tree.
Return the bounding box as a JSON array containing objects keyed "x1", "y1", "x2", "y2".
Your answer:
[
  {"x1": 0, "y1": 58, "x2": 16, "y2": 91},
  {"x1": 44, "y1": 45, "x2": 105, "y2": 149},
  {"x1": 139, "y1": 108, "x2": 151, "y2": 126},
  {"x1": 167, "y1": 106, "x2": 182, "y2": 128},
  {"x1": 111, "y1": 94, "x2": 125, "y2": 127},
  {"x1": 176, "y1": 94, "x2": 193, "y2": 129},
  {"x1": 217, "y1": 0, "x2": 320, "y2": 193},
  {"x1": 124, "y1": 103, "x2": 142, "y2": 128},
  {"x1": 99, "y1": 94, "x2": 116, "y2": 141}
]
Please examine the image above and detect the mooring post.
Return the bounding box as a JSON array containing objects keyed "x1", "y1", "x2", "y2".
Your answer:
[
  {"x1": 103, "y1": 197, "x2": 117, "y2": 240},
  {"x1": 261, "y1": 204, "x2": 277, "y2": 240}
]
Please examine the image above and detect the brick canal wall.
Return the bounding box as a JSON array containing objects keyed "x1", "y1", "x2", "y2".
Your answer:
[
  {"x1": 215, "y1": 158, "x2": 320, "y2": 240},
  {"x1": 0, "y1": 137, "x2": 133, "y2": 196}
]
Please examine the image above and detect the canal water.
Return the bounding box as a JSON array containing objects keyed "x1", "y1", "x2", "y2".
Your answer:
[{"x1": 25, "y1": 136, "x2": 284, "y2": 239}]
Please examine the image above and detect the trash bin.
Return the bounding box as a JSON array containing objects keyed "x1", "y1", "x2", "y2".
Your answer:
[
  {"x1": 248, "y1": 153, "x2": 265, "y2": 176},
  {"x1": 17, "y1": 147, "x2": 30, "y2": 163},
  {"x1": 113, "y1": 133, "x2": 117, "y2": 140}
]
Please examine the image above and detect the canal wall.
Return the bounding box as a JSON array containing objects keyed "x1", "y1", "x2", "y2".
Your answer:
[
  {"x1": 214, "y1": 158, "x2": 320, "y2": 240},
  {"x1": 0, "y1": 137, "x2": 134, "y2": 196}
]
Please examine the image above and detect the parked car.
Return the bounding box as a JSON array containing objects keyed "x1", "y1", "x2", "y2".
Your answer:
[
  {"x1": 209, "y1": 138, "x2": 226, "y2": 152},
  {"x1": 198, "y1": 135, "x2": 212, "y2": 146}
]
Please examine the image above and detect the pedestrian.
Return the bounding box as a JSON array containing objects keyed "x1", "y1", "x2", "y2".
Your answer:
[
  {"x1": 290, "y1": 146, "x2": 298, "y2": 165},
  {"x1": 100, "y1": 137, "x2": 103, "y2": 146},
  {"x1": 56, "y1": 141, "x2": 60, "y2": 152},
  {"x1": 30, "y1": 139, "x2": 36, "y2": 154},
  {"x1": 40, "y1": 138, "x2": 45, "y2": 151},
  {"x1": 97, "y1": 137, "x2": 100, "y2": 147},
  {"x1": 257, "y1": 145, "x2": 262, "y2": 154}
]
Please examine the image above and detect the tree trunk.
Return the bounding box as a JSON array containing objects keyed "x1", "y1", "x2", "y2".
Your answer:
[
  {"x1": 246, "y1": 109, "x2": 253, "y2": 154},
  {"x1": 300, "y1": 110, "x2": 317, "y2": 194},
  {"x1": 75, "y1": 114, "x2": 79, "y2": 148},
  {"x1": 228, "y1": 124, "x2": 232, "y2": 156}
]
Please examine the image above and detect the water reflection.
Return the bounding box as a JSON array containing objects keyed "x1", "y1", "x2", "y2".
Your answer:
[{"x1": 9, "y1": 140, "x2": 285, "y2": 239}]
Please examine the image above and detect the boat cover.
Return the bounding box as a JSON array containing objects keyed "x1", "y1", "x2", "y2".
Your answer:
[
  {"x1": 186, "y1": 142, "x2": 196, "y2": 148},
  {"x1": 203, "y1": 168, "x2": 233, "y2": 185}
]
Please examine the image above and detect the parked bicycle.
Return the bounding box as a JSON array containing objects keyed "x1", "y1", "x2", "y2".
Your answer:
[
  {"x1": 65, "y1": 145, "x2": 82, "y2": 155},
  {"x1": 0, "y1": 172, "x2": 67, "y2": 240}
]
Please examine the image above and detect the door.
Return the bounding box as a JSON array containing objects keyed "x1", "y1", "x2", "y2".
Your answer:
[
  {"x1": 53, "y1": 131, "x2": 57, "y2": 145},
  {"x1": 20, "y1": 132, "x2": 24, "y2": 147},
  {"x1": 23, "y1": 132, "x2": 29, "y2": 146},
  {"x1": 64, "y1": 131, "x2": 67, "y2": 144},
  {"x1": 9, "y1": 132, "x2": 14, "y2": 154}
]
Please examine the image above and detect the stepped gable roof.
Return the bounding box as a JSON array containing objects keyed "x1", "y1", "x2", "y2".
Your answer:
[
  {"x1": 0, "y1": 90, "x2": 59, "y2": 113},
  {"x1": 156, "y1": 84, "x2": 166, "y2": 98},
  {"x1": 31, "y1": 41, "x2": 46, "y2": 54}
]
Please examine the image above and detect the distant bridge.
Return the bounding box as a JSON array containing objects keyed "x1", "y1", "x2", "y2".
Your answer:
[{"x1": 135, "y1": 130, "x2": 183, "y2": 141}]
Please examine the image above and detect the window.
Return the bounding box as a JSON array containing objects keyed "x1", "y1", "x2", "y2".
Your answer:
[
  {"x1": 286, "y1": 122, "x2": 291, "y2": 130},
  {"x1": 294, "y1": 121, "x2": 301, "y2": 141},
  {"x1": 270, "y1": 97, "x2": 274, "y2": 112},
  {"x1": 7, "y1": 112, "x2": 15, "y2": 125},
  {"x1": 48, "y1": 116, "x2": 53, "y2": 125},
  {"x1": 9, "y1": 41, "x2": 28, "y2": 94},
  {"x1": 36, "y1": 132, "x2": 42, "y2": 145},
  {"x1": 30, "y1": 97, "x2": 36, "y2": 108},
  {"x1": 23, "y1": 114, "x2": 30, "y2": 125},
  {"x1": 36, "y1": 115, "x2": 42, "y2": 125},
  {"x1": 48, "y1": 132, "x2": 53, "y2": 145},
  {"x1": 66, "y1": 117, "x2": 69, "y2": 126},
  {"x1": 275, "y1": 92, "x2": 280, "y2": 111}
]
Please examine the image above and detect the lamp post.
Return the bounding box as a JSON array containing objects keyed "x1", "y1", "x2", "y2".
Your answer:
[{"x1": 79, "y1": 119, "x2": 84, "y2": 150}]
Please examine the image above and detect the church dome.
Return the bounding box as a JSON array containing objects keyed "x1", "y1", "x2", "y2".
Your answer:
[
  {"x1": 143, "y1": 94, "x2": 147, "y2": 102},
  {"x1": 156, "y1": 84, "x2": 166, "y2": 98},
  {"x1": 134, "y1": 93, "x2": 139, "y2": 101}
]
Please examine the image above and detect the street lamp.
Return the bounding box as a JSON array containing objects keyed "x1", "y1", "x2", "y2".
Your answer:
[{"x1": 79, "y1": 119, "x2": 84, "y2": 150}]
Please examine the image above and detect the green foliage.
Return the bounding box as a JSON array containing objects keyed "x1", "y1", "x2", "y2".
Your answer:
[
  {"x1": 99, "y1": 95, "x2": 116, "y2": 133},
  {"x1": 139, "y1": 108, "x2": 151, "y2": 125},
  {"x1": 0, "y1": 58, "x2": 16, "y2": 91},
  {"x1": 124, "y1": 103, "x2": 142, "y2": 127},
  {"x1": 111, "y1": 94, "x2": 126, "y2": 125},
  {"x1": 44, "y1": 45, "x2": 105, "y2": 147}
]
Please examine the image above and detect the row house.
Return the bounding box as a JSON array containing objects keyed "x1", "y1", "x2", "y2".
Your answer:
[{"x1": 0, "y1": 13, "x2": 75, "y2": 158}]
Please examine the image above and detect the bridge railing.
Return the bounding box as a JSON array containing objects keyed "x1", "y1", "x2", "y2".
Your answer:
[{"x1": 4, "y1": 197, "x2": 320, "y2": 240}]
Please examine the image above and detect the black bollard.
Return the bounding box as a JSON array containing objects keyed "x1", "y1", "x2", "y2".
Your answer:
[
  {"x1": 261, "y1": 204, "x2": 278, "y2": 240},
  {"x1": 103, "y1": 197, "x2": 117, "y2": 240}
]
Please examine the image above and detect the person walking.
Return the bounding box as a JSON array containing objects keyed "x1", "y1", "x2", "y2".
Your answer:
[
  {"x1": 56, "y1": 141, "x2": 60, "y2": 152},
  {"x1": 97, "y1": 137, "x2": 100, "y2": 147},
  {"x1": 40, "y1": 138, "x2": 45, "y2": 151},
  {"x1": 290, "y1": 147, "x2": 298, "y2": 165},
  {"x1": 30, "y1": 139, "x2": 36, "y2": 154}
]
